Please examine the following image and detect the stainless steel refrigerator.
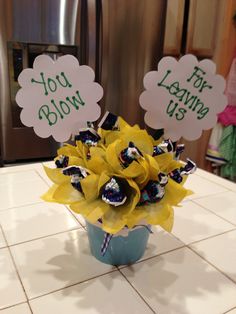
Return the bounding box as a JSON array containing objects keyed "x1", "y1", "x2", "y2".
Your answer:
[{"x1": 0, "y1": 0, "x2": 167, "y2": 163}]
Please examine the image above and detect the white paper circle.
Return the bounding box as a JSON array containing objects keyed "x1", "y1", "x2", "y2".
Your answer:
[
  {"x1": 16, "y1": 55, "x2": 103, "y2": 142},
  {"x1": 139, "y1": 54, "x2": 227, "y2": 141}
]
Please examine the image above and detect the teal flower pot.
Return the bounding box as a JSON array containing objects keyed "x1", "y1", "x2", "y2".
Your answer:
[{"x1": 86, "y1": 221, "x2": 150, "y2": 266}]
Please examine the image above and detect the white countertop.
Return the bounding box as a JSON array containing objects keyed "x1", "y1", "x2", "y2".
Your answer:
[{"x1": 0, "y1": 162, "x2": 236, "y2": 314}]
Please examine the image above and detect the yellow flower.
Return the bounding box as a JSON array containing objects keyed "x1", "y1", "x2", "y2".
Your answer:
[
  {"x1": 70, "y1": 174, "x2": 140, "y2": 234},
  {"x1": 105, "y1": 139, "x2": 150, "y2": 188},
  {"x1": 126, "y1": 177, "x2": 189, "y2": 231}
]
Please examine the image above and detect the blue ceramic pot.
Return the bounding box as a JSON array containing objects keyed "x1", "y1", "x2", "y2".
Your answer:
[{"x1": 86, "y1": 221, "x2": 150, "y2": 266}]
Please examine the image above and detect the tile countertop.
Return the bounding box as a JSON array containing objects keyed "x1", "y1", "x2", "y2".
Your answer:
[{"x1": 0, "y1": 162, "x2": 236, "y2": 314}]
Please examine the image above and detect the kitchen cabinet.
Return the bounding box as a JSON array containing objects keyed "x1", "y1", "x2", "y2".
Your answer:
[
  {"x1": 164, "y1": 0, "x2": 220, "y2": 58},
  {"x1": 186, "y1": 0, "x2": 219, "y2": 57},
  {"x1": 164, "y1": 0, "x2": 185, "y2": 56}
]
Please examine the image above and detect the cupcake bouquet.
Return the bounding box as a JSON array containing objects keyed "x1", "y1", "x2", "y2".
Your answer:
[{"x1": 42, "y1": 112, "x2": 196, "y2": 255}]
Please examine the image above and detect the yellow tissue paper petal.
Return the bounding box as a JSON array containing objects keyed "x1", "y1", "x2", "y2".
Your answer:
[
  {"x1": 118, "y1": 116, "x2": 130, "y2": 129},
  {"x1": 98, "y1": 116, "x2": 129, "y2": 146},
  {"x1": 132, "y1": 124, "x2": 140, "y2": 130},
  {"x1": 75, "y1": 141, "x2": 89, "y2": 161},
  {"x1": 145, "y1": 203, "x2": 171, "y2": 225},
  {"x1": 145, "y1": 155, "x2": 160, "y2": 179},
  {"x1": 124, "y1": 178, "x2": 141, "y2": 210},
  {"x1": 86, "y1": 157, "x2": 105, "y2": 174},
  {"x1": 102, "y1": 179, "x2": 140, "y2": 234},
  {"x1": 43, "y1": 166, "x2": 70, "y2": 185},
  {"x1": 86, "y1": 155, "x2": 111, "y2": 175},
  {"x1": 166, "y1": 160, "x2": 184, "y2": 173},
  {"x1": 159, "y1": 205, "x2": 174, "y2": 232},
  {"x1": 164, "y1": 179, "x2": 189, "y2": 206},
  {"x1": 186, "y1": 189, "x2": 193, "y2": 197},
  {"x1": 53, "y1": 182, "x2": 83, "y2": 204},
  {"x1": 126, "y1": 208, "x2": 148, "y2": 228},
  {"x1": 154, "y1": 153, "x2": 173, "y2": 172},
  {"x1": 135, "y1": 158, "x2": 150, "y2": 187},
  {"x1": 70, "y1": 199, "x2": 109, "y2": 223},
  {"x1": 152, "y1": 137, "x2": 163, "y2": 146},
  {"x1": 115, "y1": 138, "x2": 132, "y2": 158},
  {"x1": 106, "y1": 140, "x2": 123, "y2": 171},
  {"x1": 98, "y1": 173, "x2": 111, "y2": 192},
  {"x1": 41, "y1": 184, "x2": 58, "y2": 202},
  {"x1": 122, "y1": 161, "x2": 145, "y2": 179},
  {"x1": 127, "y1": 203, "x2": 174, "y2": 231},
  {"x1": 181, "y1": 174, "x2": 188, "y2": 185},
  {"x1": 122, "y1": 129, "x2": 153, "y2": 156},
  {"x1": 75, "y1": 141, "x2": 84, "y2": 155},
  {"x1": 68, "y1": 156, "x2": 85, "y2": 167},
  {"x1": 118, "y1": 116, "x2": 131, "y2": 131},
  {"x1": 102, "y1": 214, "x2": 127, "y2": 234},
  {"x1": 80, "y1": 174, "x2": 99, "y2": 201},
  {"x1": 89, "y1": 146, "x2": 106, "y2": 158},
  {"x1": 102, "y1": 130, "x2": 122, "y2": 146},
  {"x1": 57, "y1": 144, "x2": 79, "y2": 157}
]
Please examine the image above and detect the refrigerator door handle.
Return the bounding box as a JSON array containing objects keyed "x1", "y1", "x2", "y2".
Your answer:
[{"x1": 86, "y1": 0, "x2": 97, "y2": 71}]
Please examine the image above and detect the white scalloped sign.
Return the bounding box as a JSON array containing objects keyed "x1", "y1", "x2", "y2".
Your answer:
[
  {"x1": 16, "y1": 54, "x2": 103, "y2": 142},
  {"x1": 139, "y1": 54, "x2": 227, "y2": 141}
]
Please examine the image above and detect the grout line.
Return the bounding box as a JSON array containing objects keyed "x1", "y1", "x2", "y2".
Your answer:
[
  {"x1": 118, "y1": 269, "x2": 156, "y2": 314},
  {"x1": 0, "y1": 225, "x2": 29, "y2": 303},
  {"x1": 194, "y1": 172, "x2": 236, "y2": 193},
  {"x1": 0, "y1": 224, "x2": 9, "y2": 248},
  {"x1": 223, "y1": 306, "x2": 236, "y2": 314},
  {"x1": 192, "y1": 199, "x2": 236, "y2": 227},
  {"x1": 0, "y1": 224, "x2": 9, "y2": 249},
  {"x1": 6, "y1": 227, "x2": 84, "y2": 248},
  {"x1": 35, "y1": 169, "x2": 51, "y2": 188},
  {"x1": 186, "y1": 190, "x2": 228, "y2": 201},
  {"x1": 186, "y1": 228, "x2": 236, "y2": 246},
  {"x1": 187, "y1": 245, "x2": 236, "y2": 286},
  {"x1": 0, "y1": 201, "x2": 44, "y2": 213},
  {"x1": 67, "y1": 211, "x2": 86, "y2": 230},
  {"x1": 119, "y1": 244, "x2": 186, "y2": 270},
  {"x1": 0, "y1": 223, "x2": 7, "y2": 250},
  {"x1": 194, "y1": 171, "x2": 232, "y2": 188},
  {"x1": 27, "y1": 301, "x2": 34, "y2": 314},
  {"x1": 0, "y1": 168, "x2": 38, "y2": 176},
  {"x1": 28, "y1": 269, "x2": 118, "y2": 302},
  {"x1": 62, "y1": 205, "x2": 86, "y2": 230},
  {"x1": 0, "y1": 301, "x2": 28, "y2": 312}
]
